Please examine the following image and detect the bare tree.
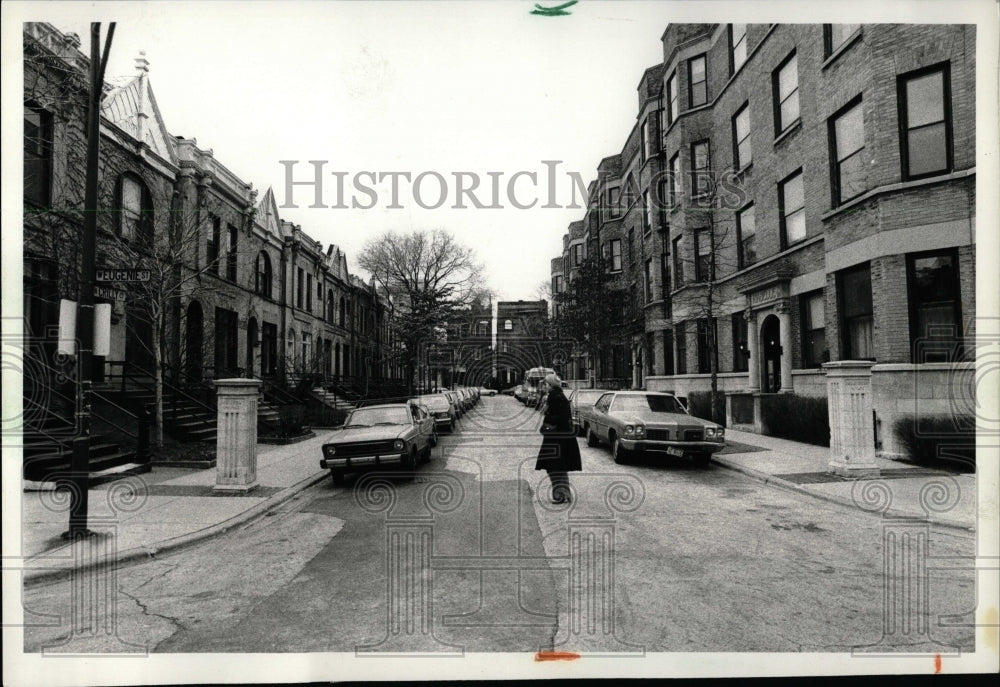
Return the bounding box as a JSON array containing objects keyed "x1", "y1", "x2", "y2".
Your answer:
[{"x1": 357, "y1": 229, "x2": 485, "y2": 394}]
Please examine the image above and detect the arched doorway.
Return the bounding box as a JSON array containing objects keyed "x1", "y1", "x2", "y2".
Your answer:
[
  {"x1": 185, "y1": 301, "x2": 204, "y2": 383},
  {"x1": 246, "y1": 317, "x2": 258, "y2": 378},
  {"x1": 760, "y1": 314, "x2": 782, "y2": 393}
]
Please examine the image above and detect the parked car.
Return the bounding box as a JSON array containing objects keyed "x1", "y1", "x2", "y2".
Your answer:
[
  {"x1": 583, "y1": 391, "x2": 725, "y2": 467},
  {"x1": 479, "y1": 387, "x2": 498, "y2": 397},
  {"x1": 501, "y1": 386, "x2": 517, "y2": 396},
  {"x1": 444, "y1": 390, "x2": 463, "y2": 418},
  {"x1": 417, "y1": 394, "x2": 457, "y2": 432},
  {"x1": 513, "y1": 384, "x2": 527, "y2": 403},
  {"x1": 571, "y1": 388, "x2": 611, "y2": 436},
  {"x1": 319, "y1": 401, "x2": 436, "y2": 485},
  {"x1": 455, "y1": 388, "x2": 471, "y2": 411}
]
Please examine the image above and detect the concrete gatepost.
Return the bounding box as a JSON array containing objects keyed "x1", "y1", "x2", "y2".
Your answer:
[
  {"x1": 213, "y1": 378, "x2": 262, "y2": 494},
  {"x1": 823, "y1": 361, "x2": 880, "y2": 477}
]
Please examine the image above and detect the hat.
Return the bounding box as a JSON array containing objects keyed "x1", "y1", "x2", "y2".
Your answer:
[{"x1": 544, "y1": 373, "x2": 561, "y2": 388}]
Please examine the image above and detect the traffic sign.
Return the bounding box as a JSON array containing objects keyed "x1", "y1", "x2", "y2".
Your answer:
[
  {"x1": 95, "y1": 268, "x2": 150, "y2": 282},
  {"x1": 94, "y1": 285, "x2": 126, "y2": 301}
]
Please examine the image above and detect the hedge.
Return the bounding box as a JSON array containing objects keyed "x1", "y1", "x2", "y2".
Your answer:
[
  {"x1": 686, "y1": 391, "x2": 726, "y2": 427},
  {"x1": 759, "y1": 394, "x2": 830, "y2": 447},
  {"x1": 892, "y1": 414, "x2": 975, "y2": 470}
]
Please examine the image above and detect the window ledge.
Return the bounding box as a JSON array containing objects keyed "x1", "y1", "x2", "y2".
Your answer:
[
  {"x1": 774, "y1": 119, "x2": 802, "y2": 146},
  {"x1": 734, "y1": 161, "x2": 753, "y2": 178},
  {"x1": 821, "y1": 29, "x2": 863, "y2": 71},
  {"x1": 820, "y1": 168, "x2": 976, "y2": 222}
]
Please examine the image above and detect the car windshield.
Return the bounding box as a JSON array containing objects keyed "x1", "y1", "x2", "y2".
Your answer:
[
  {"x1": 575, "y1": 391, "x2": 606, "y2": 405},
  {"x1": 343, "y1": 407, "x2": 412, "y2": 427},
  {"x1": 417, "y1": 396, "x2": 450, "y2": 410},
  {"x1": 611, "y1": 394, "x2": 687, "y2": 414}
]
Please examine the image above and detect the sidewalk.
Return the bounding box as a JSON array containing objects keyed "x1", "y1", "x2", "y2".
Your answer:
[
  {"x1": 19, "y1": 430, "x2": 336, "y2": 586},
  {"x1": 713, "y1": 428, "x2": 977, "y2": 531}
]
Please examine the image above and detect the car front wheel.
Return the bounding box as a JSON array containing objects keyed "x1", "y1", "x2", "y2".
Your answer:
[
  {"x1": 331, "y1": 470, "x2": 345, "y2": 486},
  {"x1": 692, "y1": 452, "x2": 712, "y2": 468},
  {"x1": 586, "y1": 426, "x2": 599, "y2": 447},
  {"x1": 612, "y1": 435, "x2": 631, "y2": 464},
  {"x1": 403, "y1": 446, "x2": 418, "y2": 470}
]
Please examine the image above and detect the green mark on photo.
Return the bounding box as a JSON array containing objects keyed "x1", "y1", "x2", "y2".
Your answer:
[{"x1": 531, "y1": 1, "x2": 578, "y2": 17}]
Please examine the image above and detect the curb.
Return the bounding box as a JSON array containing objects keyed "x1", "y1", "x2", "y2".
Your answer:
[
  {"x1": 711, "y1": 456, "x2": 976, "y2": 533},
  {"x1": 23, "y1": 468, "x2": 331, "y2": 587}
]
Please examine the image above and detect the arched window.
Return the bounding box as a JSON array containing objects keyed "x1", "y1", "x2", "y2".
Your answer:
[
  {"x1": 339, "y1": 296, "x2": 346, "y2": 327},
  {"x1": 118, "y1": 174, "x2": 153, "y2": 244},
  {"x1": 504, "y1": 319, "x2": 513, "y2": 331},
  {"x1": 255, "y1": 251, "x2": 272, "y2": 298},
  {"x1": 327, "y1": 289, "x2": 335, "y2": 322},
  {"x1": 287, "y1": 329, "x2": 296, "y2": 367}
]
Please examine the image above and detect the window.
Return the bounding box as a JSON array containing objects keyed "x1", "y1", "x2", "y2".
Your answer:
[
  {"x1": 504, "y1": 319, "x2": 513, "y2": 331},
  {"x1": 669, "y1": 152, "x2": 681, "y2": 207},
  {"x1": 838, "y1": 263, "x2": 874, "y2": 360},
  {"x1": 255, "y1": 251, "x2": 272, "y2": 298},
  {"x1": 302, "y1": 331, "x2": 311, "y2": 370},
  {"x1": 608, "y1": 239, "x2": 622, "y2": 272},
  {"x1": 643, "y1": 190, "x2": 654, "y2": 233},
  {"x1": 207, "y1": 216, "x2": 221, "y2": 272},
  {"x1": 666, "y1": 71, "x2": 679, "y2": 125},
  {"x1": 779, "y1": 170, "x2": 806, "y2": 247},
  {"x1": 225, "y1": 224, "x2": 237, "y2": 281},
  {"x1": 695, "y1": 230, "x2": 712, "y2": 282},
  {"x1": 645, "y1": 115, "x2": 658, "y2": 159},
  {"x1": 899, "y1": 63, "x2": 952, "y2": 180},
  {"x1": 306, "y1": 274, "x2": 313, "y2": 311},
  {"x1": 675, "y1": 325, "x2": 687, "y2": 375},
  {"x1": 572, "y1": 243, "x2": 584, "y2": 267},
  {"x1": 644, "y1": 259, "x2": 653, "y2": 302},
  {"x1": 730, "y1": 23, "x2": 748, "y2": 73},
  {"x1": 830, "y1": 97, "x2": 866, "y2": 204},
  {"x1": 737, "y1": 204, "x2": 757, "y2": 268},
  {"x1": 24, "y1": 105, "x2": 52, "y2": 206},
  {"x1": 261, "y1": 322, "x2": 277, "y2": 376},
  {"x1": 628, "y1": 229, "x2": 635, "y2": 266},
  {"x1": 607, "y1": 186, "x2": 621, "y2": 218},
  {"x1": 697, "y1": 319, "x2": 718, "y2": 374},
  {"x1": 732, "y1": 312, "x2": 749, "y2": 372},
  {"x1": 641, "y1": 117, "x2": 649, "y2": 162},
  {"x1": 327, "y1": 289, "x2": 336, "y2": 322},
  {"x1": 801, "y1": 290, "x2": 827, "y2": 367},
  {"x1": 691, "y1": 140, "x2": 711, "y2": 197},
  {"x1": 688, "y1": 54, "x2": 707, "y2": 107},
  {"x1": 297, "y1": 267, "x2": 304, "y2": 308},
  {"x1": 824, "y1": 24, "x2": 860, "y2": 57},
  {"x1": 732, "y1": 102, "x2": 752, "y2": 169},
  {"x1": 552, "y1": 275, "x2": 563, "y2": 294},
  {"x1": 339, "y1": 296, "x2": 346, "y2": 327},
  {"x1": 672, "y1": 236, "x2": 683, "y2": 288},
  {"x1": 773, "y1": 51, "x2": 800, "y2": 135},
  {"x1": 119, "y1": 175, "x2": 150, "y2": 244},
  {"x1": 907, "y1": 250, "x2": 962, "y2": 362}
]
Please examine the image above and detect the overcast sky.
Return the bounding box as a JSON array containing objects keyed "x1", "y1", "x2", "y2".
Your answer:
[{"x1": 14, "y1": 0, "x2": 993, "y2": 303}]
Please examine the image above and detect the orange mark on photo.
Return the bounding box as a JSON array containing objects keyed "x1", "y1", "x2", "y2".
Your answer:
[
  {"x1": 535, "y1": 651, "x2": 581, "y2": 661},
  {"x1": 934, "y1": 653, "x2": 942, "y2": 674}
]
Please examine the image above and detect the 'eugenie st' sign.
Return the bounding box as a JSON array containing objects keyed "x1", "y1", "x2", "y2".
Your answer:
[{"x1": 95, "y1": 268, "x2": 151, "y2": 283}]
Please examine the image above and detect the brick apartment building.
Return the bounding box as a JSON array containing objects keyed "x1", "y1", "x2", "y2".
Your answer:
[
  {"x1": 23, "y1": 22, "x2": 402, "y2": 406},
  {"x1": 551, "y1": 23, "x2": 976, "y2": 454},
  {"x1": 493, "y1": 300, "x2": 574, "y2": 387}
]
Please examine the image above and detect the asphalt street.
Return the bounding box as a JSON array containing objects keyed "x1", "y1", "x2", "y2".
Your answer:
[{"x1": 22, "y1": 395, "x2": 976, "y2": 655}]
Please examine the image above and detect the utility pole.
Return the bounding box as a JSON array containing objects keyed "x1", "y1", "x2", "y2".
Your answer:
[{"x1": 65, "y1": 22, "x2": 115, "y2": 540}]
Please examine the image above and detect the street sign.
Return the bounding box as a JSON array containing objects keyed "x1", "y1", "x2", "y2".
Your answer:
[
  {"x1": 94, "y1": 285, "x2": 126, "y2": 301},
  {"x1": 95, "y1": 268, "x2": 150, "y2": 282}
]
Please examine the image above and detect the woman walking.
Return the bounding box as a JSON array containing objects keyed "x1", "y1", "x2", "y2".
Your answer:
[{"x1": 534, "y1": 373, "x2": 581, "y2": 503}]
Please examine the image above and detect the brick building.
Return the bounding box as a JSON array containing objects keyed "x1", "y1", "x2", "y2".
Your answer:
[
  {"x1": 551, "y1": 23, "x2": 976, "y2": 452},
  {"x1": 23, "y1": 23, "x2": 402, "y2": 424}
]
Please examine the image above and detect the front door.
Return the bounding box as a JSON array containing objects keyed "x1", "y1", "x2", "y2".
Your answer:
[{"x1": 761, "y1": 314, "x2": 781, "y2": 393}]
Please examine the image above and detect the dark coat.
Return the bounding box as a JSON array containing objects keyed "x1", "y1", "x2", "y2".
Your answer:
[{"x1": 534, "y1": 387, "x2": 582, "y2": 472}]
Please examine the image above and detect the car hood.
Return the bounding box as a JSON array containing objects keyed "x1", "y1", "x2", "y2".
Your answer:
[
  {"x1": 330, "y1": 425, "x2": 409, "y2": 443},
  {"x1": 610, "y1": 410, "x2": 717, "y2": 428}
]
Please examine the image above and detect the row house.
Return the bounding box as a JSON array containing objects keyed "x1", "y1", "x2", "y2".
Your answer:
[
  {"x1": 22, "y1": 22, "x2": 401, "y2": 407},
  {"x1": 551, "y1": 23, "x2": 975, "y2": 452}
]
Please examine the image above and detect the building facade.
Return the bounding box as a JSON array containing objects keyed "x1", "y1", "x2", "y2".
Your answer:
[
  {"x1": 551, "y1": 23, "x2": 976, "y2": 454},
  {"x1": 23, "y1": 22, "x2": 402, "y2": 406}
]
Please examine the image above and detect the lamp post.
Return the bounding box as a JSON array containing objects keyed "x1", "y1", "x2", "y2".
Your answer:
[{"x1": 64, "y1": 22, "x2": 115, "y2": 540}]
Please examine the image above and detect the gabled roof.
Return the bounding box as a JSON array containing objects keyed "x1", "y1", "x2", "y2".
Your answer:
[
  {"x1": 101, "y1": 57, "x2": 176, "y2": 164},
  {"x1": 255, "y1": 187, "x2": 282, "y2": 238}
]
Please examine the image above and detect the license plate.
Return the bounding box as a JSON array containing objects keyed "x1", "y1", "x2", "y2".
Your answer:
[{"x1": 665, "y1": 447, "x2": 685, "y2": 457}]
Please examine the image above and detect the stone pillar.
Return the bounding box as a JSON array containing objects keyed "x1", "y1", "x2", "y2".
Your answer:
[
  {"x1": 777, "y1": 302, "x2": 793, "y2": 393},
  {"x1": 746, "y1": 309, "x2": 760, "y2": 393},
  {"x1": 214, "y1": 378, "x2": 262, "y2": 494},
  {"x1": 823, "y1": 361, "x2": 879, "y2": 477}
]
